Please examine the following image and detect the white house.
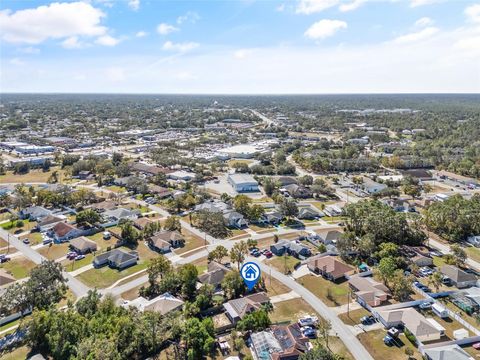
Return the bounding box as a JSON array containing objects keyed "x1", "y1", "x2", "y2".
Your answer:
[
  {"x1": 227, "y1": 173, "x2": 259, "y2": 192},
  {"x1": 467, "y1": 235, "x2": 480, "y2": 247}
]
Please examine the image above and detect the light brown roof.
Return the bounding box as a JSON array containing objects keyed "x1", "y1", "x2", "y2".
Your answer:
[
  {"x1": 69, "y1": 236, "x2": 97, "y2": 252},
  {"x1": 37, "y1": 215, "x2": 63, "y2": 226},
  {"x1": 134, "y1": 217, "x2": 153, "y2": 229},
  {"x1": 52, "y1": 222, "x2": 77, "y2": 237},
  {"x1": 143, "y1": 294, "x2": 184, "y2": 315},
  {"x1": 307, "y1": 256, "x2": 354, "y2": 278},
  {"x1": 91, "y1": 201, "x2": 117, "y2": 211},
  {"x1": 151, "y1": 230, "x2": 184, "y2": 243},
  {"x1": 377, "y1": 308, "x2": 440, "y2": 338}
]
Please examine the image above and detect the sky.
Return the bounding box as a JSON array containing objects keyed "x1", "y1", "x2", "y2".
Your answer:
[{"x1": 1, "y1": 0, "x2": 479, "y2": 94}]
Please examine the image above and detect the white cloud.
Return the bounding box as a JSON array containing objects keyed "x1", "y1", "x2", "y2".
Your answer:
[
  {"x1": 95, "y1": 35, "x2": 120, "y2": 46},
  {"x1": 393, "y1": 26, "x2": 439, "y2": 43},
  {"x1": 19, "y1": 46, "x2": 40, "y2": 54},
  {"x1": 276, "y1": 3, "x2": 286, "y2": 12},
  {"x1": 176, "y1": 11, "x2": 200, "y2": 24},
  {"x1": 157, "y1": 23, "x2": 179, "y2": 35},
  {"x1": 128, "y1": 0, "x2": 140, "y2": 11},
  {"x1": 0, "y1": 2, "x2": 107, "y2": 44},
  {"x1": 339, "y1": 0, "x2": 366, "y2": 12},
  {"x1": 296, "y1": 0, "x2": 339, "y2": 14},
  {"x1": 410, "y1": 0, "x2": 442, "y2": 8},
  {"x1": 415, "y1": 17, "x2": 434, "y2": 28},
  {"x1": 465, "y1": 4, "x2": 480, "y2": 23},
  {"x1": 9, "y1": 58, "x2": 25, "y2": 66},
  {"x1": 176, "y1": 71, "x2": 198, "y2": 80},
  {"x1": 233, "y1": 49, "x2": 254, "y2": 59},
  {"x1": 162, "y1": 41, "x2": 199, "y2": 52},
  {"x1": 106, "y1": 67, "x2": 126, "y2": 81},
  {"x1": 304, "y1": 19, "x2": 347, "y2": 40},
  {"x1": 136, "y1": 31, "x2": 148, "y2": 38},
  {"x1": 62, "y1": 36, "x2": 85, "y2": 49}
]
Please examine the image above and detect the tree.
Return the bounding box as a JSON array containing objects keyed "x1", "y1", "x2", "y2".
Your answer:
[
  {"x1": 450, "y1": 244, "x2": 467, "y2": 266},
  {"x1": 207, "y1": 245, "x2": 228, "y2": 263},
  {"x1": 390, "y1": 270, "x2": 413, "y2": 301},
  {"x1": 402, "y1": 184, "x2": 421, "y2": 199},
  {"x1": 112, "y1": 152, "x2": 124, "y2": 166},
  {"x1": 247, "y1": 204, "x2": 265, "y2": 222},
  {"x1": 230, "y1": 240, "x2": 248, "y2": 270},
  {"x1": 428, "y1": 271, "x2": 443, "y2": 293},
  {"x1": 237, "y1": 309, "x2": 271, "y2": 331},
  {"x1": 179, "y1": 263, "x2": 198, "y2": 300},
  {"x1": 76, "y1": 289, "x2": 102, "y2": 318},
  {"x1": 182, "y1": 317, "x2": 215, "y2": 360},
  {"x1": 76, "y1": 209, "x2": 100, "y2": 226},
  {"x1": 376, "y1": 256, "x2": 398, "y2": 287},
  {"x1": 120, "y1": 221, "x2": 140, "y2": 245},
  {"x1": 262, "y1": 177, "x2": 276, "y2": 197},
  {"x1": 280, "y1": 197, "x2": 299, "y2": 219},
  {"x1": 195, "y1": 210, "x2": 231, "y2": 239},
  {"x1": 299, "y1": 175, "x2": 313, "y2": 186},
  {"x1": 164, "y1": 215, "x2": 182, "y2": 232},
  {"x1": 317, "y1": 318, "x2": 332, "y2": 350},
  {"x1": 300, "y1": 345, "x2": 344, "y2": 360},
  {"x1": 375, "y1": 242, "x2": 399, "y2": 260},
  {"x1": 233, "y1": 195, "x2": 252, "y2": 217},
  {"x1": 146, "y1": 255, "x2": 172, "y2": 286},
  {"x1": 221, "y1": 271, "x2": 246, "y2": 299},
  {"x1": 247, "y1": 238, "x2": 258, "y2": 249}
]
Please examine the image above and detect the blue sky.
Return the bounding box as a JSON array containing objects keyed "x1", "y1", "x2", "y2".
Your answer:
[{"x1": 1, "y1": 0, "x2": 479, "y2": 93}]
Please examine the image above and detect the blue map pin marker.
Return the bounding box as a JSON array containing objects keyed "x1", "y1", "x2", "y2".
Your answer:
[{"x1": 240, "y1": 261, "x2": 261, "y2": 291}]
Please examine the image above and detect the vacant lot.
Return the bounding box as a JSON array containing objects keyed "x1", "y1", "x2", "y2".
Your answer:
[
  {"x1": 358, "y1": 329, "x2": 422, "y2": 360},
  {"x1": 0, "y1": 346, "x2": 32, "y2": 360},
  {"x1": 0, "y1": 168, "x2": 64, "y2": 184},
  {"x1": 297, "y1": 274, "x2": 350, "y2": 307},
  {"x1": 338, "y1": 307, "x2": 371, "y2": 326},
  {"x1": 175, "y1": 229, "x2": 206, "y2": 255},
  {"x1": 263, "y1": 275, "x2": 291, "y2": 296},
  {"x1": 1, "y1": 219, "x2": 37, "y2": 234},
  {"x1": 0, "y1": 255, "x2": 36, "y2": 279},
  {"x1": 19, "y1": 232, "x2": 43, "y2": 246},
  {"x1": 465, "y1": 246, "x2": 480, "y2": 263},
  {"x1": 270, "y1": 298, "x2": 317, "y2": 324},
  {"x1": 62, "y1": 253, "x2": 94, "y2": 271},
  {"x1": 265, "y1": 255, "x2": 300, "y2": 274},
  {"x1": 38, "y1": 242, "x2": 69, "y2": 260},
  {"x1": 76, "y1": 260, "x2": 149, "y2": 288}
]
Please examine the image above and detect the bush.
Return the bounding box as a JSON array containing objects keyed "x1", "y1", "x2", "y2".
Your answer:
[{"x1": 16, "y1": 220, "x2": 24, "y2": 228}]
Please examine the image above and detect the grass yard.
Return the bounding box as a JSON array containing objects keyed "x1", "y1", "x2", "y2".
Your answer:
[
  {"x1": 1, "y1": 219, "x2": 37, "y2": 234},
  {"x1": 121, "y1": 281, "x2": 149, "y2": 300},
  {"x1": 297, "y1": 274, "x2": 350, "y2": 307},
  {"x1": 465, "y1": 246, "x2": 480, "y2": 263},
  {"x1": 418, "y1": 308, "x2": 473, "y2": 340},
  {"x1": 175, "y1": 229, "x2": 207, "y2": 255},
  {"x1": 439, "y1": 299, "x2": 479, "y2": 329},
  {"x1": 0, "y1": 346, "x2": 33, "y2": 360},
  {"x1": 19, "y1": 232, "x2": 43, "y2": 246},
  {"x1": 338, "y1": 307, "x2": 371, "y2": 326},
  {"x1": 249, "y1": 223, "x2": 275, "y2": 232},
  {"x1": 227, "y1": 159, "x2": 254, "y2": 167},
  {"x1": 358, "y1": 330, "x2": 422, "y2": 360},
  {"x1": 432, "y1": 255, "x2": 447, "y2": 268},
  {"x1": 462, "y1": 345, "x2": 480, "y2": 359},
  {"x1": 229, "y1": 228, "x2": 248, "y2": 238},
  {"x1": 86, "y1": 231, "x2": 120, "y2": 252},
  {"x1": 76, "y1": 260, "x2": 149, "y2": 288},
  {"x1": 265, "y1": 255, "x2": 300, "y2": 274},
  {"x1": 262, "y1": 275, "x2": 291, "y2": 296},
  {"x1": 270, "y1": 298, "x2": 317, "y2": 324},
  {"x1": 0, "y1": 168, "x2": 64, "y2": 184},
  {"x1": 0, "y1": 256, "x2": 36, "y2": 279},
  {"x1": 329, "y1": 336, "x2": 354, "y2": 360},
  {"x1": 0, "y1": 237, "x2": 7, "y2": 248},
  {"x1": 38, "y1": 242, "x2": 70, "y2": 260},
  {"x1": 105, "y1": 185, "x2": 126, "y2": 193}
]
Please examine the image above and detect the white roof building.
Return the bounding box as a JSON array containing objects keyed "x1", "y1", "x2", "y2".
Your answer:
[{"x1": 218, "y1": 144, "x2": 262, "y2": 159}]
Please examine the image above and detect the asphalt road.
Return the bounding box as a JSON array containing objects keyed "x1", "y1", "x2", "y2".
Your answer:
[{"x1": 0, "y1": 227, "x2": 90, "y2": 298}]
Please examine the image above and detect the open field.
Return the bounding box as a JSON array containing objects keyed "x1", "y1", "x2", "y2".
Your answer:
[
  {"x1": 338, "y1": 307, "x2": 371, "y2": 326},
  {"x1": 38, "y1": 242, "x2": 69, "y2": 260},
  {"x1": 0, "y1": 168, "x2": 64, "y2": 184},
  {"x1": 19, "y1": 232, "x2": 43, "y2": 246},
  {"x1": 262, "y1": 275, "x2": 291, "y2": 296},
  {"x1": 297, "y1": 274, "x2": 350, "y2": 307},
  {"x1": 265, "y1": 255, "x2": 300, "y2": 274},
  {"x1": 174, "y1": 229, "x2": 206, "y2": 255},
  {"x1": 76, "y1": 260, "x2": 150, "y2": 288},
  {"x1": 358, "y1": 329, "x2": 422, "y2": 360},
  {"x1": 270, "y1": 298, "x2": 317, "y2": 324},
  {"x1": 0, "y1": 255, "x2": 36, "y2": 279}
]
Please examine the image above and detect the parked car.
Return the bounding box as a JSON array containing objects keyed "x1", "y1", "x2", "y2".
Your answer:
[
  {"x1": 67, "y1": 252, "x2": 77, "y2": 260},
  {"x1": 383, "y1": 334, "x2": 394, "y2": 346},
  {"x1": 250, "y1": 249, "x2": 260, "y2": 257},
  {"x1": 472, "y1": 342, "x2": 480, "y2": 350},
  {"x1": 22, "y1": 238, "x2": 30, "y2": 245},
  {"x1": 298, "y1": 316, "x2": 318, "y2": 327},
  {"x1": 361, "y1": 316, "x2": 376, "y2": 325},
  {"x1": 419, "y1": 302, "x2": 432, "y2": 310},
  {"x1": 387, "y1": 327, "x2": 400, "y2": 338},
  {"x1": 302, "y1": 327, "x2": 317, "y2": 338},
  {"x1": 103, "y1": 231, "x2": 111, "y2": 240},
  {"x1": 75, "y1": 254, "x2": 85, "y2": 261},
  {"x1": 42, "y1": 238, "x2": 52, "y2": 245},
  {"x1": 263, "y1": 250, "x2": 273, "y2": 258},
  {"x1": 0, "y1": 255, "x2": 10, "y2": 263}
]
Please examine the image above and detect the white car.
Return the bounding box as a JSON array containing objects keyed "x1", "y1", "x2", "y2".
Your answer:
[{"x1": 298, "y1": 316, "x2": 319, "y2": 327}]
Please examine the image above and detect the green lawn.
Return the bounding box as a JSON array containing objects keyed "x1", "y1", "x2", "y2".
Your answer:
[
  {"x1": 105, "y1": 185, "x2": 126, "y2": 193},
  {"x1": 432, "y1": 255, "x2": 447, "y2": 268},
  {"x1": 465, "y1": 246, "x2": 480, "y2": 263},
  {"x1": 19, "y1": 232, "x2": 43, "y2": 246},
  {"x1": 76, "y1": 260, "x2": 149, "y2": 288},
  {"x1": 338, "y1": 307, "x2": 371, "y2": 326},
  {"x1": 0, "y1": 256, "x2": 36, "y2": 279},
  {"x1": 297, "y1": 274, "x2": 350, "y2": 307},
  {"x1": 1, "y1": 219, "x2": 37, "y2": 233},
  {"x1": 270, "y1": 298, "x2": 317, "y2": 324},
  {"x1": 265, "y1": 255, "x2": 300, "y2": 274}
]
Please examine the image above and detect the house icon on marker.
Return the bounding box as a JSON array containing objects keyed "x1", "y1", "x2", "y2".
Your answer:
[{"x1": 244, "y1": 265, "x2": 257, "y2": 280}]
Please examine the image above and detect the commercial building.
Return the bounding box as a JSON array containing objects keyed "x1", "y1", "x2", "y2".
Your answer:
[{"x1": 227, "y1": 173, "x2": 259, "y2": 192}]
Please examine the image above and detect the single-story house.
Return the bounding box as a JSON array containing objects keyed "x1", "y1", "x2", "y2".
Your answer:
[
  {"x1": 0, "y1": 269, "x2": 16, "y2": 287},
  {"x1": 133, "y1": 217, "x2": 154, "y2": 230},
  {"x1": 130, "y1": 162, "x2": 167, "y2": 177},
  {"x1": 297, "y1": 207, "x2": 320, "y2": 220},
  {"x1": 223, "y1": 292, "x2": 270, "y2": 324},
  {"x1": 361, "y1": 178, "x2": 387, "y2": 194},
  {"x1": 198, "y1": 261, "x2": 231, "y2": 288},
  {"x1": 223, "y1": 210, "x2": 248, "y2": 229},
  {"x1": 383, "y1": 198, "x2": 414, "y2": 213},
  {"x1": 375, "y1": 307, "x2": 441, "y2": 343},
  {"x1": 270, "y1": 240, "x2": 311, "y2": 259},
  {"x1": 227, "y1": 173, "x2": 259, "y2": 192},
  {"x1": 195, "y1": 200, "x2": 229, "y2": 213},
  {"x1": 411, "y1": 254, "x2": 434, "y2": 267},
  {"x1": 19, "y1": 206, "x2": 51, "y2": 221},
  {"x1": 93, "y1": 249, "x2": 138, "y2": 269},
  {"x1": 69, "y1": 236, "x2": 98, "y2": 254},
  {"x1": 124, "y1": 292, "x2": 184, "y2": 315},
  {"x1": 49, "y1": 222, "x2": 84, "y2": 242},
  {"x1": 283, "y1": 184, "x2": 312, "y2": 199},
  {"x1": 103, "y1": 208, "x2": 139, "y2": 224},
  {"x1": 149, "y1": 230, "x2": 185, "y2": 253},
  {"x1": 148, "y1": 185, "x2": 172, "y2": 199},
  {"x1": 440, "y1": 265, "x2": 477, "y2": 288},
  {"x1": 324, "y1": 205, "x2": 343, "y2": 217},
  {"x1": 262, "y1": 211, "x2": 283, "y2": 225},
  {"x1": 168, "y1": 170, "x2": 196, "y2": 181},
  {"x1": 317, "y1": 230, "x2": 342, "y2": 245},
  {"x1": 306, "y1": 255, "x2": 354, "y2": 281},
  {"x1": 90, "y1": 200, "x2": 118, "y2": 212},
  {"x1": 250, "y1": 324, "x2": 312, "y2": 360},
  {"x1": 36, "y1": 214, "x2": 66, "y2": 232},
  {"x1": 424, "y1": 344, "x2": 474, "y2": 360},
  {"x1": 348, "y1": 275, "x2": 390, "y2": 307}
]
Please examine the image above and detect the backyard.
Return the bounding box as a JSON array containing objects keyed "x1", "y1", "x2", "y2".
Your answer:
[
  {"x1": 76, "y1": 260, "x2": 150, "y2": 288},
  {"x1": 357, "y1": 329, "x2": 422, "y2": 360}
]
